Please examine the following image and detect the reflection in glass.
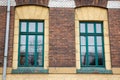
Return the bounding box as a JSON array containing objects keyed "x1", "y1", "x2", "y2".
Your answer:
[
  {"x1": 20, "y1": 55, "x2": 25, "y2": 65},
  {"x1": 88, "y1": 46, "x2": 95, "y2": 55},
  {"x1": 29, "y1": 22, "x2": 36, "y2": 32},
  {"x1": 38, "y1": 36, "x2": 43, "y2": 45},
  {"x1": 38, "y1": 22, "x2": 43, "y2": 32},
  {"x1": 80, "y1": 23, "x2": 85, "y2": 33},
  {"x1": 37, "y1": 56, "x2": 42, "y2": 65},
  {"x1": 81, "y1": 56, "x2": 86, "y2": 66},
  {"x1": 96, "y1": 24, "x2": 102, "y2": 33},
  {"x1": 88, "y1": 24, "x2": 94, "y2": 33},
  {"x1": 21, "y1": 35, "x2": 26, "y2": 44},
  {"x1": 97, "y1": 37, "x2": 102, "y2": 45},
  {"x1": 89, "y1": 56, "x2": 95, "y2": 65},
  {"x1": 21, "y1": 22, "x2": 26, "y2": 32},
  {"x1": 28, "y1": 55, "x2": 34, "y2": 66},
  {"x1": 88, "y1": 36, "x2": 94, "y2": 45},
  {"x1": 20, "y1": 46, "x2": 26, "y2": 53},
  {"x1": 28, "y1": 36, "x2": 35, "y2": 45},
  {"x1": 81, "y1": 36, "x2": 86, "y2": 45},
  {"x1": 81, "y1": 46, "x2": 86, "y2": 55},
  {"x1": 28, "y1": 46, "x2": 35, "y2": 52}
]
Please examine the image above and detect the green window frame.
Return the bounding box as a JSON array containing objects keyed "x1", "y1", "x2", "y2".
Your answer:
[
  {"x1": 80, "y1": 22, "x2": 105, "y2": 67},
  {"x1": 18, "y1": 20, "x2": 44, "y2": 67}
]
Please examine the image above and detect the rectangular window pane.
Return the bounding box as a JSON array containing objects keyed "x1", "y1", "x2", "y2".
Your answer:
[
  {"x1": 20, "y1": 55, "x2": 25, "y2": 66},
  {"x1": 28, "y1": 46, "x2": 35, "y2": 52},
  {"x1": 96, "y1": 23, "x2": 102, "y2": 33},
  {"x1": 81, "y1": 46, "x2": 86, "y2": 55},
  {"x1": 80, "y1": 23, "x2": 85, "y2": 33},
  {"x1": 38, "y1": 22, "x2": 43, "y2": 32},
  {"x1": 88, "y1": 46, "x2": 95, "y2": 55},
  {"x1": 28, "y1": 35, "x2": 35, "y2": 45},
  {"x1": 20, "y1": 35, "x2": 26, "y2": 44},
  {"x1": 37, "y1": 56, "x2": 43, "y2": 66},
  {"x1": 81, "y1": 36, "x2": 86, "y2": 45},
  {"x1": 97, "y1": 36, "x2": 102, "y2": 45},
  {"x1": 20, "y1": 46, "x2": 26, "y2": 54},
  {"x1": 88, "y1": 36, "x2": 94, "y2": 45},
  {"x1": 38, "y1": 36, "x2": 43, "y2": 45},
  {"x1": 21, "y1": 22, "x2": 27, "y2": 32},
  {"x1": 81, "y1": 56, "x2": 87, "y2": 66},
  {"x1": 88, "y1": 23, "x2": 94, "y2": 33},
  {"x1": 89, "y1": 56, "x2": 95, "y2": 65},
  {"x1": 29, "y1": 22, "x2": 36, "y2": 32},
  {"x1": 28, "y1": 55, "x2": 34, "y2": 66}
]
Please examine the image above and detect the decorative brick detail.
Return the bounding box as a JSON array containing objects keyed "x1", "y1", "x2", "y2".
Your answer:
[
  {"x1": 75, "y1": 0, "x2": 108, "y2": 8},
  {"x1": 108, "y1": 9, "x2": 120, "y2": 67},
  {"x1": 49, "y1": 8, "x2": 75, "y2": 67},
  {"x1": 0, "y1": 6, "x2": 15, "y2": 67},
  {"x1": 15, "y1": 0, "x2": 49, "y2": 7}
]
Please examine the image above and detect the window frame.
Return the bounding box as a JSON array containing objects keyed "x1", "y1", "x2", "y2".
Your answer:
[
  {"x1": 18, "y1": 20, "x2": 44, "y2": 67},
  {"x1": 79, "y1": 22, "x2": 105, "y2": 67}
]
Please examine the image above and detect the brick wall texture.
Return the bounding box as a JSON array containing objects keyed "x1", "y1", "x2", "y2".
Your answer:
[
  {"x1": 49, "y1": 8, "x2": 76, "y2": 67},
  {"x1": 0, "y1": 6, "x2": 14, "y2": 67},
  {"x1": 108, "y1": 9, "x2": 120, "y2": 67}
]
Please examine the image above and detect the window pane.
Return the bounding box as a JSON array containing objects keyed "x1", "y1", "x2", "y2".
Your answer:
[
  {"x1": 96, "y1": 23, "x2": 102, "y2": 33},
  {"x1": 97, "y1": 36, "x2": 102, "y2": 45},
  {"x1": 80, "y1": 23, "x2": 85, "y2": 33},
  {"x1": 20, "y1": 46, "x2": 26, "y2": 54},
  {"x1": 29, "y1": 22, "x2": 36, "y2": 32},
  {"x1": 98, "y1": 56, "x2": 103, "y2": 65},
  {"x1": 28, "y1": 46, "x2": 35, "y2": 52},
  {"x1": 37, "y1": 46, "x2": 42, "y2": 53},
  {"x1": 37, "y1": 56, "x2": 43, "y2": 65},
  {"x1": 89, "y1": 56, "x2": 95, "y2": 65},
  {"x1": 28, "y1": 35, "x2": 35, "y2": 45},
  {"x1": 21, "y1": 35, "x2": 26, "y2": 44},
  {"x1": 88, "y1": 36, "x2": 94, "y2": 45},
  {"x1": 81, "y1": 36, "x2": 86, "y2": 45},
  {"x1": 81, "y1": 46, "x2": 86, "y2": 55},
  {"x1": 97, "y1": 46, "x2": 102, "y2": 54},
  {"x1": 20, "y1": 55, "x2": 25, "y2": 66},
  {"x1": 21, "y1": 22, "x2": 27, "y2": 32},
  {"x1": 38, "y1": 22, "x2": 43, "y2": 32},
  {"x1": 38, "y1": 36, "x2": 43, "y2": 45},
  {"x1": 28, "y1": 55, "x2": 34, "y2": 66},
  {"x1": 88, "y1": 46, "x2": 95, "y2": 55},
  {"x1": 81, "y1": 56, "x2": 87, "y2": 66},
  {"x1": 88, "y1": 23, "x2": 94, "y2": 33}
]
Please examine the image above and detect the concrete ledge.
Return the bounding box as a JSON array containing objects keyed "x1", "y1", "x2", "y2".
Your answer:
[
  {"x1": 112, "y1": 68, "x2": 120, "y2": 74},
  {"x1": 49, "y1": 67, "x2": 76, "y2": 73}
]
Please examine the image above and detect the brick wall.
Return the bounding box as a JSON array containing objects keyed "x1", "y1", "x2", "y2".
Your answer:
[
  {"x1": 75, "y1": 0, "x2": 108, "y2": 8},
  {"x1": 15, "y1": 0, "x2": 49, "y2": 7},
  {"x1": 0, "y1": 6, "x2": 15, "y2": 67},
  {"x1": 49, "y1": 8, "x2": 75, "y2": 67},
  {"x1": 108, "y1": 9, "x2": 120, "y2": 67}
]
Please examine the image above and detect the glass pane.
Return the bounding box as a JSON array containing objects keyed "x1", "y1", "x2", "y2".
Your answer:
[
  {"x1": 21, "y1": 35, "x2": 26, "y2": 44},
  {"x1": 20, "y1": 55, "x2": 25, "y2": 66},
  {"x1": 28, "y1": 55, "x2": 34, "y2": 66},
  {"x1": 81, "y1": 46, "x2": 86, "y2": 55},
  {"x1": 37, "y1": 46, "x2": 42, "y2": 53},
  {"x1": 37, "y1": 56, "x2": 42, "y2": 65},
  {"x1": 96, "y1": 23, "x2": 102, "y2": 33},
  {"x1": 89, "y1": 56, "x2": 95, "y2": 65},
  {"x1": 29, "y1": 22, "x2": 36, "y2": 32},
  {"x1": 21, "y1": 22, "x2": 27, "y2": 32},
  {"x1": 97, "y1": 36, "x2": 102, "y2": 45},
  {"x1": 88, "y1": 36, "x2": 94, "y2": 45},
  {"x1": 28, "y1": 35, "x2": 35, "y2": 45},
  {"x1": 88, "y1": 46, "x2": 95, "y2": 55},
  {"x1": 88, "y1": 23, "x2": 94, "y2": 33},
  {"x1": 98, "y1": 56, "x2": 103, "y2": 65},
  {"x1": 81, "y1": 56, "x2": 87, "y2": 66},
  {"x1": 80, "y1": 23, "x2": 85, "y2": 33},
  {"x1": 38, "y1": 22, "x2": 43, "y2": 32},
  {"x1": 97, "y1": 46, "x2": 102, "y2": 54},
  {"x1": 28, "y1": 46, "x2": 35, "y2": 52},
  {"x1": 28, "y1": 52, "x2": 34, "y2": 55},
  {"x1": 81, "y1": 36, "x2": 86, "y2": 45},
  {"x1": 38, "y1": 36, "x2": 43, "y2": 45},
  {"x1": 20, "y1": 46, "x2": 26, "y2": 54}
]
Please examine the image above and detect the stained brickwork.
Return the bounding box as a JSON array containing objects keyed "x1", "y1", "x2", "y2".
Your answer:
[
  {"x1": 108, "y1": 9, "x2": 120, "y2": 67},
  {"x1": 75, "y1": 0, "x2": 108, "y2": 8},
  {"x1": 15, "y1": 0, "x2": 49, "y2": 7},
  {"x1": 49, "y1": 8, "x2": 75, "y2": 67},
  {"x1": 0, "y1": 6, "x2": 14, "y2": 67}
]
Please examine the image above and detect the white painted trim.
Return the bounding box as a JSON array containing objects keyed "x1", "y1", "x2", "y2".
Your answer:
[
  {"x1": 107, "y1": 1, "x2": 120, "y2": 8},
  {"x1": 48, "y1": 0, "x2": 76, "y2": 8},
  {"x1": 0, "y1": 0, "x2": 16, "y2": 6}
]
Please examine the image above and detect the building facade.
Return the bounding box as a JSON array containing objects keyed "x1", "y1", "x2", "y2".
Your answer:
[{"x1": 0, "y1": 0, "x2": 120, "y2": 80}]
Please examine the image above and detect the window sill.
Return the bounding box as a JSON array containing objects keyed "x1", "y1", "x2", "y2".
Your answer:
[
  {"x1": 77, "y1": 67, "x2": 112, "y2": 74},
  {"x1": 12, "y1": 67, "x2": 48, "y2": 74}
]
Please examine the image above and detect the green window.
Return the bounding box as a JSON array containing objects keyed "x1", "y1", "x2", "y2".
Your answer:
[
  {"x1": 80, "y1": 22, "x2": 105, "y2": 67},
  {"x1": 18, "y1": 21, "x2": 44, "y2": 67}
]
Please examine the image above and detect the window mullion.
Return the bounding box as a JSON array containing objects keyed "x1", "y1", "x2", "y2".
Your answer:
[
  {"x1": 26, "y1": 22, "x2": 29, "y2": 66},
  {"x1": 86, "y1": 22, "x2": 89, "y2": 66}
]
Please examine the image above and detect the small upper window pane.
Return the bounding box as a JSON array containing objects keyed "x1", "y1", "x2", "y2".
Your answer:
[
  {"x1": 38, "y1": 22, "x2": 43, "y2": 32},
  {"x1": 29, "y1": 22, "x2": 36, "y2": 32},
  {"x1": 21, "y1": 22, "x2": 27, "y2": 32},
  {"x1": 80, "y1": 23, "x2": 85, "y2": 33},
  {"x1": 88, "y1": 23, "x2": 94, "y2": 33},
  {"x1": 96, "y1": 23, "x2": 102, "y2": 33}
]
